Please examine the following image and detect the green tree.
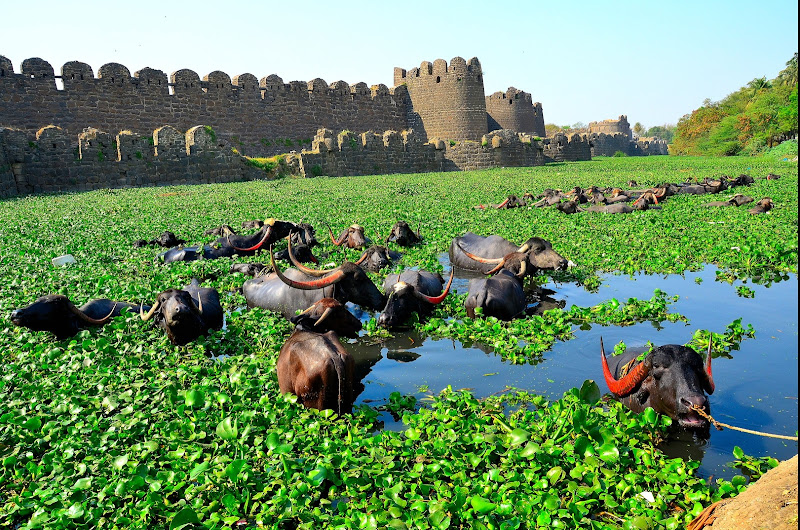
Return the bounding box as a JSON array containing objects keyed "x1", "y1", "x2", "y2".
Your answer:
[
  {"x1": 777, "y1": 52, "x2": 798, "y2": 87},
  {"x1": 645, "y1": 125, "x2": 676, "y2": 143},
  {"x1": 747, "y1": 77, "x2": 772, "y2": 98}
]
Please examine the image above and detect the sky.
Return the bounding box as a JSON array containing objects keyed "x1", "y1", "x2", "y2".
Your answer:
[{"x1": 1, "y1": 0, "x2": 797, "y2": 128}]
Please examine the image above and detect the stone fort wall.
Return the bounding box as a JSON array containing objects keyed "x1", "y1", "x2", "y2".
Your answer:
[
  {"x1": 0, "y1": 55, "x2": 409, "y2": 158},
  {"x1": 0, "y1": 125, "x2": 264, "y2": 198},
  {"x1": 584, "y1": 132, "x2": 669, "y2": 157},
  {"x1": 485, "y1": 88, "x2": 546, "y2": 138},
  {"x1": 588, "y1": 115, "x2": 632, "y2": 140}
]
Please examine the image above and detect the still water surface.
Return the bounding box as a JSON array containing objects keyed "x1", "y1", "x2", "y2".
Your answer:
[{"x1": 346, "y1": 262, "x2": 798, "y2": 480}]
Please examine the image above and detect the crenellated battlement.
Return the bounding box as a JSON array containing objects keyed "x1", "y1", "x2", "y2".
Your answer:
[
  {"x1": 588, "y1": 115, "x2": 632, "y2": 139},
  {"x1": 0, "y1": 124, "x2": 265, "y2": 197},
  {"x1": 485, "y1": 87, "x2": 545, "y2": 137},
  {"x1": 0, "y1": 55, "x2": 409, "y2": 158}
]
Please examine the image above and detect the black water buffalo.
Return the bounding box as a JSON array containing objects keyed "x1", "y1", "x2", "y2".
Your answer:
[
  {"x1": 224, "y1": 219, "x2": 298, "y2": 255},
  {"x1": 161, "y1": 244, "x2": 236, "y2": 263},
  {"x1": 585, "y1": 203, "x2": 635, "y2": 214},
  {"x1": 140, "y1": 279, "x2": 223, "y2": 346},
  {"x1": 377, "y1": 270, "x2": 454, "y2": 329},
  {"x1": 703, "y1": 194, "x2": 754, "y2": 207},
  {"x1": 327, "y1": 223, "x2": 369, "y2": 249},
  {"x1": 290, "y1": 223, "x2": 319, "y2": 248},
  {"x1": 531, "y1": 189, "x2": 563, "y2": 208},
  {"x1": 134, "y1": 230, "x2": 187, "y2": 248},
  {"x1": 386, "y1": 221, "x2": 422, "y2": 246},
  {"x1": 241, "y1": 219, "x2": 264, "y2": 230},
  {"x1": 278, "y1": 298, "x2": 359, "y2": 415},
  {"x1": 353, "y1": 245, "x2": 393, "y2": 272},
  {"x1": 748, "y1": 197, "x2": 774, "y2": 214},
  {"x1": 600, "y1": 338, "x2": 715, "y2": 430},
  {"x1": 274, "y1": 242, "x2": 319, "y2": 264},
  {"x1": 243, "y1": 250, "x2": 385, "y2": 319},
  {"x1": 555, "y1": 198, "x2": 583, "y2": 214},
  {"x1": 230, "y1": 262, "x2": 269, "y2": 277},
  {"x1": 10, "y1": 296, "x2": 148, "y2": 340},
  {"x1": 450, "y1": 232, "x2": 568, "y2": 275},
  {"x1": 464, "y1": 269, "x2": 526, "y2": 321}
]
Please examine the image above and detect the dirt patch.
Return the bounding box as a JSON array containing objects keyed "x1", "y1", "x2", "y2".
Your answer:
[{"x1": 691, "y1": 454, "x2": 798, "y2": 529}]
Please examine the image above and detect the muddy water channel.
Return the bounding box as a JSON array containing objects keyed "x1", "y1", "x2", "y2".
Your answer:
[{"x1": 346, "y1": 262, "x2": 798, "y2": 481}]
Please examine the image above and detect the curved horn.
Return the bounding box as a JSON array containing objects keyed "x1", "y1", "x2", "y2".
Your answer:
[
  {"x1": 140, "y1": 299, "x2": 161, "y2": 322},
  {"x1": 69, "y1": 301, "x2": 118, "y2": 325},
  {"x1": 413, "y1": 269, "x2": 454, "y2": 305},
  {"x1": 705, "y1": 335, "x2": 715, "y2": 394},
  {"x1": 354, "y1": 249, "x2": 371, "y2": 266},
  {"x1": 192, "y1": 292, "x2": 203, "y2": 315},
  {"x1": 326, "y1": 223, "x2": 347, "y2": 246},
  {"x1": 496, "y1": 197, "x2": 510, "y2": 209},
  {"x1": 314, "y1": 306, "x2": 334, "y2": 328},
  {"x1": 601, "y1": 337, "x2": 651, "y2": 396},
  {"x1": 455, "y1": 241, "x2": 504, "y2": 264},
  {"x1": 271, "y1": 249, "x2": 346, "y2": 290},
  {"x1": 288, "y1": 238, "x2": 338, "y2": 277},
  {"x1": 228, "y1": 224, "x2": 273, "y2": 252},
  {"x1": 485, "y1": 260, "x2": 507, "y2": 276},
  {"x1": 515, "y1": 260, "x2": 527, "y2": 278},
  {"x1": 517, "y1": 242, "x2": 530, "y2": 253}
]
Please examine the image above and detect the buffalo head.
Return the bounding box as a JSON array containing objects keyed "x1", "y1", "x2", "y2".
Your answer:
[
  {"x1": 290, "y1": 298, "x2": 362, "y2": 338},
  {"x1": 601, "y1": 338, "x2": 715, "y2": 429},
  {"x1": 328, "y1": 223, "x2": 368, "y2": 249},
  {"x1": 378, "y1": 270, "x2": 453, "y2": 329},
  {"x1": 386, "y1": 221, "x2": 422, "y2": 246},
  {"x1": 141, "y1": 283, "x2": 222, "y2": 346}
]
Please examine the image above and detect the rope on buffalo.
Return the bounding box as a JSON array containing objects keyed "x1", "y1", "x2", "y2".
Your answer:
[{"x1": 690, "y1": 405, "x2": 799, "y2": 441}]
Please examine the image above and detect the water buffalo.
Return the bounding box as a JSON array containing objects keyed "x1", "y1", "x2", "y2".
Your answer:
[
  {"x1": 703, "y1": 194, "x2": 754, "y2": 207},
  {"x1": 225, "y1": 218, "x2": 298, "y2": 255},
  {"x1": 278, "y1": 298, "x2": 360, "y2": 415},
  {"x1": 204, "y1": 224, "x2": 236, "y2": 237},
  {"x1": 585, "y1": 203, "x2": 635, "y2": 214},
  {"x1": 555, "y1": 198, "x2": 583, "y2": 214},
  {"x1": 134, "y1": 230, "x2": 187, "y2": 248},
  {"x1": 230, "y1": 262, "x2": 269, "y2": 277},
  {"x1": 748, "y1": 197, "x2": 774, "y2": 214},
  {"x1": 377, "y1": 270, "x2": 454, "y2": 329},
  {"x1": 327, "y1": 223, "x2": 369, "y2": 249},
  {"x1": 450, "y1": 232, "x2": 568, "y2": 275},
  {"x1": 274, "y1": 242, "x2": 319, "y2": 264},
  {"x1": 161, "y1": 244, "x2": 236, "y2": 263},
  {"x1": 140, "y1": 279, "x2": 223, "y2": 346},
  {"x1": 600, "y1": 338, "x2": 715, "y2": 429},
  {"x1": 241, "y1": 219, "x2": 264, "y2": 230},
  {"x1": 386, "y1": 221, "x2": 422, "y2": 246},
  {"x1": 531, "y1": 189, "x2": 563, "y2": 208},
  {"x1": 464, "y1": 269, "x2": 526, "y2": 321},
  {"x1": 10, "y1": 296, "x2": 147, "y2": 340},
  {"x1": 243, "y1": 250, "x2": 385, "y2": 319}
]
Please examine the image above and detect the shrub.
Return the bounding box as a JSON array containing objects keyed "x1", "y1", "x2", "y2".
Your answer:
[{"x1": 612, "y1": 150, "x2": 628, "y2": 157}]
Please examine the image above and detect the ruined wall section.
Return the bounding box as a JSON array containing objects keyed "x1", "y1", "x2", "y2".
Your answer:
[
  {"x1": 0, "y1": 56, "x2": 408, "y2": 158},
  {"x1": 586, "y1": 132, "x2": 631, "y2": 157},
  {"x1": 631, "y1": 137, "x2": 669, "y2": 156},
  {"x1": 485, "y1": 88, "x2": 545, "y2": 137},
  {"x1": 296, "y1": 128, "x2": 544, "y2": 177},
  {"x1": 0, "y1": 125, "x2": 265, "y2": 197},
  {"x1": 394, "y1": 57, "x2": 487, "y2": 142},
  {"x1": 588, "y1": 115, "x2": 632, "y2": 140},
  {"x1": 542, "y1": 133, "x2": 592, "y2": 162}
]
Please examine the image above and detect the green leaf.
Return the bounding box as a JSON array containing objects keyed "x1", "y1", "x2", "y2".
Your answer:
[
  {"x1": 470, "y1": 496, "x2": 496, "y2": 514},
  {"x1": 169, "y1": 506, "x2": 200, "y2": 530},
  {"x1": 73, "y1": 477, "x2": 92, "y2": 490},
  {"x1": 113, "y1": 454, "x2": 129, "y2": 471},
  {"x1": 508, "y1": 428, "x2": 530, "y2": 445},
  {"x1": 578, "y1": 380, "x2": 601, "y2": 404},
  {"x1": 184, "y1": 389, "x2": 205, "y2": 408},
  {"x1": 546, "y1": 466, "x2": 565, "y2": 485},
  {"x1": 216, "y1": 417, "x2": 238, "y2": 440},
  {"x1": 66, "y1": 502, "x2": 85, "y2": 519},
  {"x1": 733, "y1": 446, "x2": 745, "y2": 460},
  {"x1": 598, "y1": 443, "x2": 620, "y2": 464},
  {"x1": 189, "y1": 461, "x2": 209, "y2": 481}
]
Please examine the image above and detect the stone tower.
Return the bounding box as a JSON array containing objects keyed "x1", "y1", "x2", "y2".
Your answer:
[
  {"x1": 485, "y1": 87, "x2": 545, "y2": 137},
  {"x1": 393, "y1": 57, "x2": 487, "y2": 142}
]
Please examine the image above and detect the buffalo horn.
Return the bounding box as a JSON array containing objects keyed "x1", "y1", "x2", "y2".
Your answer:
[
  {"x1": 413, "y1": 269, "x2": 454, "y2": 305},
  {"x1": 287, "y1": 238, "x2": 335, "y2": 277},
  {"x1": 455, "y1": 241, "x2": 504, "y2": 264},
  {"x1": 353, "y1": 249, "x2": 371, "y2": 266},
  {"x1": 496, "y1": 197, "x2": 510, "y2": 209},
  {"x1": 69, "y1": 301, "x2": 118, "y2": 325},
  {"x1": 326, "y1": 223, "x2": 347, "y2": 246},
  {"x1": 601, "y1": 337, "x2": 651, "y2": 396},
  {"x1": 517, "y1": 242, "x2": 530, "y2": 253},
  {"x1": 705, "y1": 336, "x2": 715, "y2": 394},
  {"x1": 140, "y1": 299, "x2": 162, "y2": 322},
  {"x1": 314, "y1": 306, "x2": 334, "y2": 328},
  {"x1": 228, "y1": 224, "x2": 273, "y2": 252},
  {"x1": 515, "y1": 260, "x2": 527, "y2": 278},
  {"x1": 271, "y1": 249, "x2": 346, "y2": 290}
]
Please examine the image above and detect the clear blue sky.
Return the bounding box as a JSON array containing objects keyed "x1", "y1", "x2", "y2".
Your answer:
[{"x1": 1, "y1": 0, "x2": 796, "y2": 128}]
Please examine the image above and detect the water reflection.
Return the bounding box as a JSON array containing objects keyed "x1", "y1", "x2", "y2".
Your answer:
[{"x1": 348, "y1": 263, "x2": 798, "y2": 480}]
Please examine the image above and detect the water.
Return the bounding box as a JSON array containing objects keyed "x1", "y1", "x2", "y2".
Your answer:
[{"x1": 347, "y1": 263, "x2": 798, "y2": 480}]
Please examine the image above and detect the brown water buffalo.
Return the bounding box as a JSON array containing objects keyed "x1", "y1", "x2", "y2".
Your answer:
[
  {"x1": 450, "y1": 233, "x2": 569, "y2": 276},
  {"x1": 555, "y1": 198, "x2": 583, "y2": 214},
  {"x1": 386, "y1": 221, "x2": 422, "y2": 246},
  {"x1": 377, "y1": 270, "x2": 454, "y2": 329},
  {"x1": 748, "y1": 197, "x2": 774, "y2": 214},
  {"x1": 600, "y1": 337, "x2": 715, "y2": 430},
  {"x1": 204, "y1": 225, "x2": 236, "y2": 237},
  {"x1": 585, "y1": 203, "x2": 635, "y2": 214},
  {"x1": 10, "y1": 296, "x2": 148, "y2": 340},
  {"x1": 134, "y1": 230, "x2": 187, "y2": 248},
  {"x1": 328, "y1": 223, "x2": 369, "y2": 249},
  {"x1": 140, "y1": 279, "x2": 223, "y2": 346},
  {"x1": 277, "y1": 298, "x2": 360, "y2": 415}
]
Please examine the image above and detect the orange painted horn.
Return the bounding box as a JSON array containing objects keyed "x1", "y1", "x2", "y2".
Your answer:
[
  {"x1": 271, "y1": 249, "x2": 346, "y2": 290},
  {"x1": 413, "y1": 269, "x2": 455, "y2": 305},
  {"x1": 455, "y1": 240, "x2": 504, "y2": 264},
  {"x1": 287, "y1": 238, "x2": 336, "y2": 277},
  {"x1": 601, "y1": 337, "x2": 651, "y2": 396},
  {"x1": 705, "y1": 336, "x2": 715, "y2": 394}
]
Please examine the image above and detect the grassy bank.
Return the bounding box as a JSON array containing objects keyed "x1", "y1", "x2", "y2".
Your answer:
[{"x1": 0, "y1": 156, "x2": 796, "y2": 528}]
